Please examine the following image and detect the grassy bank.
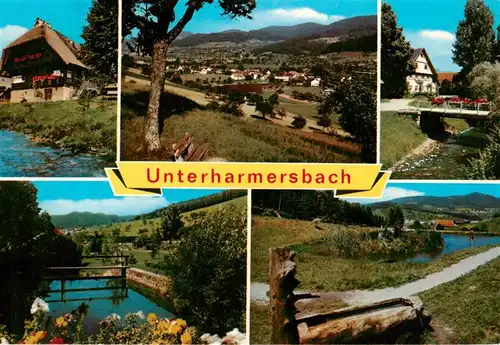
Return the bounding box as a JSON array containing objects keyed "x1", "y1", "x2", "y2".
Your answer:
[
  {"x1": 251, "y1": 216, "x2": 496, "y2": 291},
  {"x1": 0, "y1": 100, "x2": 116, "y2": 159},
  {"x1": 380, "y1": 111, "x2": 427, "y2": 168},
  {"x1": 420, "y1": 257, "x2": 500, "y2": 344},
  {"x1": 121, "y1": 91, "x2": 361, "y2": 162}
]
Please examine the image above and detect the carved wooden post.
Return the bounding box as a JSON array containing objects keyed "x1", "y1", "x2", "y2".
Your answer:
[{"x1": 269, "y1": 247, "x2": 300, "y2": 344}]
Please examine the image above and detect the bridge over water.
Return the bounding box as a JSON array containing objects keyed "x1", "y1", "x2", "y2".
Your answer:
[{"x1": 396, "y1": 102, "x2": 492, "y2": 132}]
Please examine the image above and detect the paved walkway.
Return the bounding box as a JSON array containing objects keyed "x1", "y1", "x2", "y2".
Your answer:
[
  {"x1": 380, "y1": 99, "x2": 416, "y2": 112},
  {"x1": 251, "y1": 246, "x2": 500, "y2": 305}
]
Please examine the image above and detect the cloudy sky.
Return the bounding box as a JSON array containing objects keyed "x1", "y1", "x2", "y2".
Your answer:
[
  {"x1": 386, "y1": 0, "x2": 499, "y2": 72},
  {"x1": 347, "y1": 182, "x2": 500, "y2": 204},
  {"x1": 0, "y1": 0, "x2": 93, "y2": 51},
  {"x1": 33, "y1": 181, "x2": 224, "y2": 216}
]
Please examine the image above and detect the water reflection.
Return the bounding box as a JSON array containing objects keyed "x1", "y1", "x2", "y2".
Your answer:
[
  {"x1": 407, "y1": 234, "x2": 500, "y2": 263},
  {"x1": 46, "y1": 279, "x2": 175, "y2": 333}
]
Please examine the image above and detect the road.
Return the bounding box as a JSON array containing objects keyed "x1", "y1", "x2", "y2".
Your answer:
[
  {"x1": 251, "y1": 246, "x2": 500, "y2": 306},
  {"x1": 380, "y1": 99, "x2": 416, "y2": 112}
]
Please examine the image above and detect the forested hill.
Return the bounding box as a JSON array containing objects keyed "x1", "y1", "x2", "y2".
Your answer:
[
  {"x1": 51, "y1": 212, "x2": 134, "y2": 228},
  {"x1": 133, "y1": 190, "x2": 247, "y2": 220},
  {"x1": 370, "y1": 193, "x2": 500, "y2": 209}
]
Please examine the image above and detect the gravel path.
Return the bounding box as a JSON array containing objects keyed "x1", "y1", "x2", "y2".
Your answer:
[{"x1": 251, "y1": 247, "x2": 500, "y2": 306}]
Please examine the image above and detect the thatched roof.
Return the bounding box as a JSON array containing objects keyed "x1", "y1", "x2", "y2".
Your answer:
[{"x1": 1, "y1": 18, "x2": 86, "y2": 69}]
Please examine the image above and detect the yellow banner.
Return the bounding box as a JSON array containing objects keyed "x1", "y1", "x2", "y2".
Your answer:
[{"x1": 106, "y1": 162, "x2": 390, "y2": 197}]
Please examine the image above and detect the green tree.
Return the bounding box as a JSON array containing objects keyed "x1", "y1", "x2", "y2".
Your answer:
[
  {"x1": 317, "y1": 115, "x2": 332, "y2": 130},
  {"x1": 388, "y1": 205, "x2": 405, "y2": 238},
  {"x1": 255, "y1": 93, "x2": 278, "y2": 119},
  {"x1": 453, "y1": 0, "x2": 496, "y2": 75},
  {"x1": 160, "y1": 205, "x2": 184, "y2": 243},
  {"x1": 291, "y1": 115, "x2": 307, "y2": 129},
  {"x1": 124, "y1": 0, "x2": 256, "y2": 151},
  {"x1": 381, "y1": 3, "x2": 413, "y2": 98},
  {"x1": 80, "y1": 0, "x2": 119, "y2": 82},
  {"x1": 468, "y1": 62, "x2": 500, "y2": 100},
  {"x1": 468, "y1": 123, "x2": 500, "y2": 179},
  {"x1": 160, "y1": 207, "x2": 246, "y2": 334},
  {"x1": 318, "y1": 77, "x2": 377, "y2": 162},
  {"x1": 0, "y1": 182, "x2": 81, "y2": 333}
]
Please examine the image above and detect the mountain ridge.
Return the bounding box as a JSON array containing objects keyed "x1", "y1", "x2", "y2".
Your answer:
[{"x1": 370, "y1": 193, "x2": 500, "y2": 209}]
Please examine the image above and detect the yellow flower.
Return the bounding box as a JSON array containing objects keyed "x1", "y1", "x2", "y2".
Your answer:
[
  {"x1": 175, "y1": 319, "x2": 187, "y2": 329},
  {"x1": 169, "y1": 323, "x2": 182, "y2": 335},
  {"x1": 147, "y1": 313, "x2": 158, "y2": 325},
  {"x1": 24, "y1": 331, "x2": 47, "y2": 344},
  {"x1": 55, "y1": 316, "x2": 68, "y2": 328},
  {"x1": 181, "y1": 331, "x2": 192, "y2": 345},
  {"x1": 156, "y1": 319, "x2": 170, "y2": 333}
]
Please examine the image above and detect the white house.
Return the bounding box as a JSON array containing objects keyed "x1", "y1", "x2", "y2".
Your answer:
[
  {"x1": 230, "y1": 73, "x2": 246, "y2": 81},
  {"x1": 310, "y1": 77, "x2": 322, "y2": 87},
  {"x1": 406, "y1": 48, "x2": 439, "y2": 95}
]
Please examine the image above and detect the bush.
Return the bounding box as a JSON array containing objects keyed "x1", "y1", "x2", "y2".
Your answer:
[
  {"x1": 159, "y1": 208, "x2": 246, "y2": 335},
  {"x1": 291, "y1": 115, "x2": 307, "y2": 129},
  {"x1": 327, "y1": 229, "x2": 365, "y2": 258}
]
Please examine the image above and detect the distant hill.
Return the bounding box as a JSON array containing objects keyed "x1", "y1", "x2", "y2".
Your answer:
[
  {"x1": 51, "y1": 212, "x2": 134, "y2": 228},
  {"x1": 370, "y1": 193, "x2": 500, "y2": 209},
  {"x1": 134, "y1": 190, "x2": 247, "y2": 220},
  {"x1": 123, "y1": 31, "x2": 193, "y2": 53},
  {"x1": 172, "y1": 16, "x2": 376, "y2": 49},
  {"x1": 253, "y1": 16, "x2": 377, "y2": 55}
]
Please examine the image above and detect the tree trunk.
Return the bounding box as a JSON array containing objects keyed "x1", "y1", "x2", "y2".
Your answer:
[{"x1": 145, "y1": 39, "x2": 169, "y2": 152}]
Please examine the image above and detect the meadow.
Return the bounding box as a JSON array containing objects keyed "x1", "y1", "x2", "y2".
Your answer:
[
  {"x1": 251, "y1": 216, "x2": 496, "y2": 292},
  {"x1": 420, "y1": 257, "x2": 500, "y2": 344},
  {"x1": 0, "y1": 99, "x2": 116, "y2": 159},
  {"x1": 121, "y1": 96, "x2": 361, "y2": 162}
]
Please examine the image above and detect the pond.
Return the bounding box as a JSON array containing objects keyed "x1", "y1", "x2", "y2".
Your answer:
[
  {"x1": 0, "y1": 130, "x2": 106, "y2": 177},
  {"x1": 46, "y1": 279, "x2": 175, "y2": 333},
  {"x1": 391, "y1": 128, "x2": 486, "y2": 179},
  {"x1": 408, "y1": 233, "x2": 500, "y2": 263}
]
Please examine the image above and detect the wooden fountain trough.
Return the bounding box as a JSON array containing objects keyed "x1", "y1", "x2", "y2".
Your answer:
[{"x1": 269, "y1": 248, "x2": 431, "y2": 344}]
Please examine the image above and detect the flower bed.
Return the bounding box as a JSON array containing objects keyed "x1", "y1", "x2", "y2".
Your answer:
[{"x1": 0, "y1": 298, "x2": 245, "y2": 345}]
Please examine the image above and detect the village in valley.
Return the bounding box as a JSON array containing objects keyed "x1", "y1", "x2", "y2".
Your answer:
[
  {"x1": 0, "y1": 1, "x2": 117, "y2": 177},
  {"x1": 381, "y1": 0, "x2": 500, "y2": 180},
  {"x1": 121, "y1": 1, "x2": 377, "y2": 163},
  {"x1": 250, "y1": 183, "x2": 500, "y2": 344}
]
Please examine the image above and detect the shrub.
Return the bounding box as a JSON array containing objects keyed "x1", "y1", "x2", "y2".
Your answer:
[
  {"x1": 291, "y1": 115, "x2": 307, "y2": 129},
  {"x1": 159, "y1": 208, "x2": 246, "y2": 335},
  {"x1": 327, "y1": 229, "x2": 365, "y2": 258}
]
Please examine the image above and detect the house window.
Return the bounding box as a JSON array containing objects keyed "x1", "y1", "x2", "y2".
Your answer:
[{"x1": 424, "y1": 64, "x2": 428, "y2": 70}]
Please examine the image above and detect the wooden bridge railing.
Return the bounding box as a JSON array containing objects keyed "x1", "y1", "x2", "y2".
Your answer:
[{"x1": 43, "y1": 255, "x2": 130, "y2": 303}]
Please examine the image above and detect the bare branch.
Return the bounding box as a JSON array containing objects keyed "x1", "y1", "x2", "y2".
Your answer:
[{"x1": 166, "y1": 5, "x2": 197, "y2": 45}]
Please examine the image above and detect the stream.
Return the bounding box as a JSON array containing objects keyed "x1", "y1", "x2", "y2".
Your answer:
[
  {"x1": 0, "y1": 130, "x2": 106, "y2": 177},
  {"x1": 391, "y1": 128, "x2": 486, "y2": 179}
]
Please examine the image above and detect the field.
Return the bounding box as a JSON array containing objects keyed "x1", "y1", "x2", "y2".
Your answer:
[
  {"x1": 420, "y1": 257, "x2": 500, "y2": 344},
  {"x1": 90, "y1": 196, "x2": 248, "y2": 236},
  {"x1": 251, "y1": 216, "x2": 496, "y2": 291},
  {"x1": 0, "y1": 99, "x2": 116, "y2": 159},
  {"x1": 121, "y1": 95, "x2": 361, "y2": 162},
  {"x1": 380, "y1": 111, "x2": 427, "y2": 168}
]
